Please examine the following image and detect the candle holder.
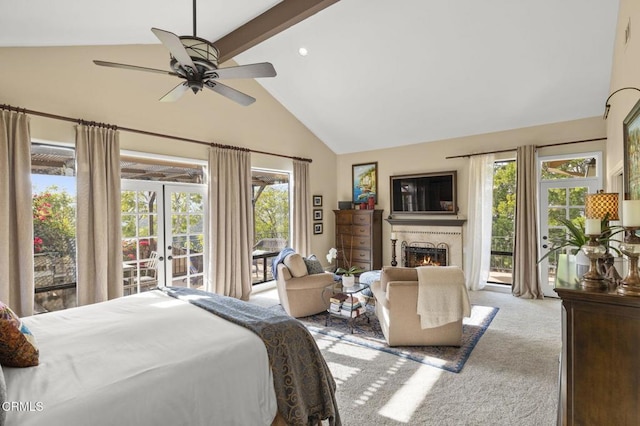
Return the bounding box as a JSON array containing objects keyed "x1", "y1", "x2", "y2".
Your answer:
[
  {"x1": 580, "y1": 234, "x2": 607, "y2": 289},
  {"x1": 390, "y1": 238, "x2": 398, "y2": 267},
  {"x1": 618, "y1": 227, "x2": 640, "y2": 296}
]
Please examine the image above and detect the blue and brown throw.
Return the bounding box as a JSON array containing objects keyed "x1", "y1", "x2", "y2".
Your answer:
[{"x1": 161, "y1": 286, "x2": 341, "y2": 426}]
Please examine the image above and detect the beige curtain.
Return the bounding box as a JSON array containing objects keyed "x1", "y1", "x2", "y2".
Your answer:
[
  {"x1": 292, "y1": 160, "x2": 311, "y2": 256},
  {"x1": 207, "y1": 147, "x2": 253, "y2": 300},
  {"x1": 0, "y1": 111, "x2": 34, "y2": 316},
  {"x1": 512, "y1": 145, "x2": 543, "y2": 299},
  {"x1": 75, "y1": 124, "x2": 122, "y2": 305}
]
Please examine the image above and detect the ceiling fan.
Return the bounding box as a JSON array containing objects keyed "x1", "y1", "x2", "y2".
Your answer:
[{"x1": 93, "y1": 1, "x2": 276, "y2": 106}]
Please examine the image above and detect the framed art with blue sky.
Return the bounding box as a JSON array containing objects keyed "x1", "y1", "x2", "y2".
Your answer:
[{"x1": 352, "y1": 162, "x2": 377, "y2": 204}]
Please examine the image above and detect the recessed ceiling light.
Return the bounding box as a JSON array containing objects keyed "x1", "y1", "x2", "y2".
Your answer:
[{"x1": 298, "y1": 47, "x2": 308, "y2": 56}]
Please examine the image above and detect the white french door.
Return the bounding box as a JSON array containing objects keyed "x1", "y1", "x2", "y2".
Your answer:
[
  {"x1": 538, "y1": 152, "x2": 602, "y2": 297},
  {"x1": 121, "y1": 181, "x2": 206, "y2": 294}
]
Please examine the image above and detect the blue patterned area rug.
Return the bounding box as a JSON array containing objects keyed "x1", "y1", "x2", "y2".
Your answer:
[{"x1": 296, "y1": 305, "x2": 498, "y2": 373}]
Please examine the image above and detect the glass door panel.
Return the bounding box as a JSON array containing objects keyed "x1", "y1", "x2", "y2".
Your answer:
[
  {"x1": 165, "y1": 185, "x2": 206, "y2": 289},
  {"x1": 121, "y1": 182, "x2": 206, "y2": 293},
  {"x1": 538, "y1": 152, "x2": 602, "y2": 297},
  {"x1": 121, "y1": 184, "x2": 164, "y2": 295}
]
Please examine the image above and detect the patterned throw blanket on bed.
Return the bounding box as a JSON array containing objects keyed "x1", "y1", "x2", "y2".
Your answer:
[{"x1": 161, "y1": 286, "x2": 341, "y2": 426}]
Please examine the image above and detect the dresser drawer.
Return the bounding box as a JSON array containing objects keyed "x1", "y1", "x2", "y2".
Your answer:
[
  {"x1": 352, "y1": 213, "x2": 371, "y2": 225},
  {"x1": 337, "y1": 225, "x2": 352, "y2": 235},
  {"x1": 351, "y1": 249, "x2": 371, "y2": 262},
  {"x1": 352, "y1": 225, "x2": 371, "y2": 236},
  {"x1": 351, "y1": 236, "x2": 371, "y2": 249},
  {"x1": 335, "y1": 213, "x2": 353, "y2": 225},
  {"x1": 352, "y1": 261, "x2": 371, "y2": 272}
]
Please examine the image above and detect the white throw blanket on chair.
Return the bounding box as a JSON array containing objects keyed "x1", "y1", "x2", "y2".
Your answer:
[{"x1": 416, "y1": 266, "x2": 471, "y2": 329}]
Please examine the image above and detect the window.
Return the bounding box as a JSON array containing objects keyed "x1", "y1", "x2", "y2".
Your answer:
[
  {"x1": 31, "y1": 143, "x2": 77, "y2": 313},
  {"x1": 489, "y1": 160, "x2": 516, "y2": 285},
  {"x1": 252, "y1": 169, "x2": 290, "y2": 284}
]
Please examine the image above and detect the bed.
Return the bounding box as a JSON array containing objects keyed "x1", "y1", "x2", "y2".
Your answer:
[{"x1": 0, "y1": 288, "x2": 340, "y2": 426}]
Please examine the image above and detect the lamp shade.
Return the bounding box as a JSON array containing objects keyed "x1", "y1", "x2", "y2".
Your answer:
[{"x1": 585, "y1": 191, "x2": 619, "y2": 220}]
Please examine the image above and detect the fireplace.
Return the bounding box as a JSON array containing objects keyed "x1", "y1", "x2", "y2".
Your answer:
[
  {"x1": 388, "y1": 222, "x2": 463, "y2": 267},
  {"x1": 402, "y1": 241, "x2": 449, "y2": 267}
]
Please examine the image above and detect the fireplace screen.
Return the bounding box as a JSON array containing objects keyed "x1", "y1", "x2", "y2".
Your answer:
[{"x1": 402, "y1": 242, "x2": 449, "y2": 267}]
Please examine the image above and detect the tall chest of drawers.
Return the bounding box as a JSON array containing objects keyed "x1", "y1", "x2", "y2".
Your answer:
[{"x1": 333, "y1": 209, "x2": 382, "y2": 272}]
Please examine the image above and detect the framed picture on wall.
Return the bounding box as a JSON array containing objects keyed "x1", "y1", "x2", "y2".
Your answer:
[
  {"x1": 352, "y1": 162, "x2": 378, "y2": 204},
  {"x1": 624, "y1": 98, "x2": 640, "y2": 200},
  {"x1": 313, "y1": 209, "x2": 323, "y2": 221},
  {"x1": 313, "y1": 223, "x2": 323, "y2": 235},
  {"x1": 313, "y1": 195, "x2": 323, "y2": 207}
]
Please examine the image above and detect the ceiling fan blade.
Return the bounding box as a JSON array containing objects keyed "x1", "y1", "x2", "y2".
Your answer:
[
  {"x1": 204, "y1": 62, "x2": 277, "y2": 80},
  {"x1": 204, "y1": 81, "x2": 255, "y2": 106},
  {"x1": 159, "y1": 82, "x2": 190, "y2": 102},
  {"x1": 151, "y1": 27, "x2": 196, "y2": 71},
  {"x1": 93, "y1": 60, "x2": 179, "y2": 77}
]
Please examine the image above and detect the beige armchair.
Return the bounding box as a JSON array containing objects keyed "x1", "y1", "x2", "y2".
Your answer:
[
  {"x1": 276, "y1": 263, "x2": 335, "y2": 318},
  {"x1": 371, "y1": 266, "x2": 467, "y2": 347}
]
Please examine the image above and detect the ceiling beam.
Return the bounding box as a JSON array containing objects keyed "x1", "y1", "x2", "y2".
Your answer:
[{"x1": 214, "y1": 0, "x2": 340, "y2": 63}]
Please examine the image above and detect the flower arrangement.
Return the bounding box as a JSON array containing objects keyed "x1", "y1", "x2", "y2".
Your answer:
[
  {"x1": 333, "y1": 236, "x2": 365, "y2": 277},
  {"x1": 326, "y1": 247, "x2": 337, "y2": 264}
]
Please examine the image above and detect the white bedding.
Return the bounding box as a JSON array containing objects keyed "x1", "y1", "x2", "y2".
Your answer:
[{"x1": 3, "y1": 290, "x2": 277, "y2": 426}]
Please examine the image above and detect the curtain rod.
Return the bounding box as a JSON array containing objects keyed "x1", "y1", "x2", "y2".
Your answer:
[
  {"x1": 445, "y1": 137, "x2": 606, "y2": 160},
  {"x1": 0, "y1": 103, "x2": 312, "y2": 163}
]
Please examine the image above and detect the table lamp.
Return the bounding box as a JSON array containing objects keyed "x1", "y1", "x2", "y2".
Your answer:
[{"x1": 585, "y1": 190, "x2": 620, "y2": 282}]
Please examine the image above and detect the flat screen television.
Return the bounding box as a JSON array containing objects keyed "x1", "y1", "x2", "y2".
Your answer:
[{"x1": 390, "y1": 171, "x2": 457, "y2": 214}]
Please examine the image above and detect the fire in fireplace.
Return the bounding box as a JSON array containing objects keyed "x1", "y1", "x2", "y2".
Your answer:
[{"x1": 401, "y1": 242, "x2": 449, "y2": 267}]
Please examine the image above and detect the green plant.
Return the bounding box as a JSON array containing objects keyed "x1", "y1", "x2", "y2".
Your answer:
[
  {"x1": 336, "y1": 266, "x2": 364, "y2": 276},
  {"x1": 335, "y1": 235, "x2": 365, "y2": 276},
  {"x1": 538, "y1": 216, "x2": 622, "y2": 263}
]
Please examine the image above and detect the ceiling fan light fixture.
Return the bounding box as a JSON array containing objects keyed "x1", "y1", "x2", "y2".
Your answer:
[{"x1": 180, "y1": 36, "x2": 219, "y2": 64}]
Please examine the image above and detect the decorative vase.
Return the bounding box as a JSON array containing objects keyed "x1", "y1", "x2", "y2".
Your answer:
[
  {"x1": 341, "y1": 275, "x2": 355, "y2": 288},
  {"x1": 367, "y1": 195, "x2": 375, "y2": 210},
  {"x1": 575, "y1": 250, "x2": 590, "y2": 278}
]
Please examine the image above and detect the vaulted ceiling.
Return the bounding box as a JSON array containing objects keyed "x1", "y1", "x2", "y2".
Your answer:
[{"x1": 0, "y1": 0, "x2": 620, "y2": 154}]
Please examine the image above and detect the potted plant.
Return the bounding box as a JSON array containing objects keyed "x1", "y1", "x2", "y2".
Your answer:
[
  {"x1": 539, "y1": 216, "x2": 622, "y2": 280},
  {"x1": 327, "y1": 247, "x2": 364, "y2": 288},
  {"x1": 336, "y1": 266, "x2": 364, "y2": 287}
]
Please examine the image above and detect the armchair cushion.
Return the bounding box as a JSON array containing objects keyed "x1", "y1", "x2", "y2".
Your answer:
[
  {"x1": 283, "y1": 253, "x2": 308, "y2": 278},
  {"x1": 303, "y1": 254, "x2": 325, "y2": 275},
  {"x1": 371, "y1": 266, "x2": 466, "y2": 347},
  {"x1": 276, "y1": 263, "x2": 334, "y2": 317}
]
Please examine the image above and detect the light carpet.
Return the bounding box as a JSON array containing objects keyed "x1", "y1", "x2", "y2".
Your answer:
[
  {"x1": 280, "y1": 304, "x2": 498, "y2": 373},
  {"x1": 251, "y1": 286, "x2": 562, "y2": 425}
]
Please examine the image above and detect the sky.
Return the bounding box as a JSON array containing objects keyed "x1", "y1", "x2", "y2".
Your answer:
[{"x1": 32, "y1": 174, "x2": 76, "y2": 194}]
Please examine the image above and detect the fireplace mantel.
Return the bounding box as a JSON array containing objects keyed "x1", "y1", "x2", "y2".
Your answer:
[{"x1": 385, "y1": 218, "x2": 466, "y2": 227}]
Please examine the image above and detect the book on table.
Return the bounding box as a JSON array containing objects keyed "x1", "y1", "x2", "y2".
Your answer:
[
  {"x1": 330, "y1": 293, "x2": 348, "y2": 304},
  {"x1": 340, "y1": 306, "x2": 365, "y2": 317},
  {"x1": 341, "y1": 298, "x2": 361, "y2": 310}
]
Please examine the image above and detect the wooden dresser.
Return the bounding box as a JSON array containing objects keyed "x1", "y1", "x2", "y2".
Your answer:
[
  {"x1": 554, "y1": 282, "x2": 640, "y2": 425},
  {"x1": 333, "y1": 209, "x2": 382, "y2": 272}
]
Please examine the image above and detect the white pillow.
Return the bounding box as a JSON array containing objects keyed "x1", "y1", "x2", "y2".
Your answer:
[{"x1": 284, "y1": 253, "x2": 309, "y2": 278}]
